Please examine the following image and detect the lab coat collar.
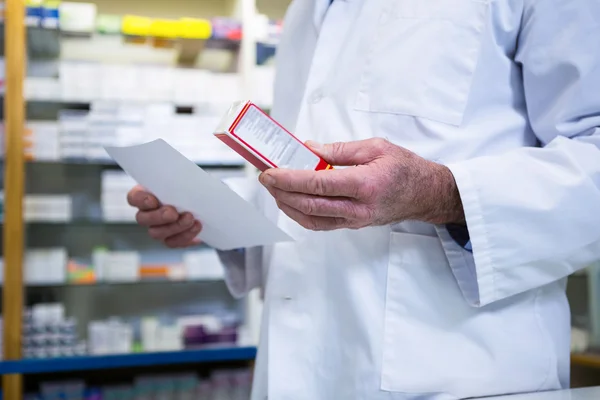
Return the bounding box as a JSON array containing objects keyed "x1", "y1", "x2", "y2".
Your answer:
[{"x1": 313, "y1": 0, "x2": 333, "y2": 31}]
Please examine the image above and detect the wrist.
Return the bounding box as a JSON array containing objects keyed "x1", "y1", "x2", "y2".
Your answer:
[{"x1": 417, "y1": 162, "x2": 466, "y2": 225}]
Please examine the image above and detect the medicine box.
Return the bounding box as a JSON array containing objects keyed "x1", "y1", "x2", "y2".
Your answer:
[
  {"x1": 214, "y1": 100, "x2": 333, "y2": 172},
  {"x1": 24, "y1": 195, "x2": 72, "y2": 222}
]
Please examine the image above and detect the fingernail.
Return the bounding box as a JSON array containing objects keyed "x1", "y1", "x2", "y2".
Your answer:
[
  {"x1": 183, "y1": 214, "x2": 194, "y2": 225},
  {"x1": 144, "y1": 196, "x2": 154, "y2": 208},
  {"x1": 162, "y1": 208, "x2": 176, "y2": 220},
  {"x1": 260, "y1": 173, "x2": 276, "y2": 186}
]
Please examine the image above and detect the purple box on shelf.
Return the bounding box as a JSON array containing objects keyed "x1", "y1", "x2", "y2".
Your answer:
[
  {"x1": 210, "y1": 17, "x2": 242, "y2": 41},
  {"x1": 182, "y1": 325, "x2": 238, "y2": 348}
]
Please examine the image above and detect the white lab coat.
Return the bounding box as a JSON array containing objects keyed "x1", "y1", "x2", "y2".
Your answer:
[{"x1": 220, "y1": 0, "x2": 600, "y2": 398}]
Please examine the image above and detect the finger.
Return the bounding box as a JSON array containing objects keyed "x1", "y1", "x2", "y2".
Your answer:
[
  {"x1": 127, "y1": 185, "x2": 159, "y2": 211},
  {"x1": 268, "y1": 186, "x2": 370, "y2": 220},
  {"x1": 165, "y1": 221, "x2": 203, "y2": 248},
  {"x1": 305, "y1": 138, "x2": 389, "y2": 166},
  {"x1": 260, "y1": 167, "x2": 363, "y2": 198},
  {"x1": 147, "y1": 213, "x2": 196, "y2": 240},
  {"x1": 277, "y1": 202, "x2": 348, "y2": 231},
  {"x1": 136, "y1": 206, "x2": 180, "y2": 227}
]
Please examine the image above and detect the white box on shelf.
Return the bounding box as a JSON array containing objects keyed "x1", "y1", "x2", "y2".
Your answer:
[
  {"x1": 143, "y1": 102, "x2": 175, "y2": 121},
  {"x1": 208, "y1": 73, "x2": 242, "y2": 104},
  {"x1": 117, "y1": 104, "x2": 146, "y2": 124},
  {"x1": 58, "y1": 109, "x2": 89, "y2": 158},
  {"x1": 141, "y1": 317, "x2": 159, "y2": 352},
  {"x1": 31, "y1": 303, "x2": 66, "y2": 325},
  {"x1": 101, "y1": 170, "x2": 137, "y2": 186},
  {"x1": 100, "y1": 192, "x2": 132, "y2": 206},
  {"x1": 102, "y1": 208, "x2": 137, "y2": 222},
  {"x1": 252, "y1": 66, "x2": 275, "y2": 109},
  {"x1": 183, "y1": 249, "x2": 225, "y2": 280},
  {"x1": 100, "y1": 65, "x2": 140, "y2": 101},
  {"x1": 88, "y1": 321, "x2": 110, "y2": 355},
  {"x1": 138, "y1": 66, "x2": 174, "y2": 102},
  {"x1": 25, "y1": 248, "x2": 68, "y2": 284},
  {"x1": 86, "y1": 121, "x2": 118, "y2": 161},
  {"x1": 58, "y1": 110, "x2": 89, "y2": 130},
  {"x1": 104, "y1": 319, "x2": 134, "y2": 355},
  {"x1": 24, "y1": 195, "x2": 72, "y2": 222},
  {"x1": 58, "y1": 62, "x2": 93, "y2": 101},
  {"x1": 167, "y1": 264, "x2": 186, "y2": 280},
  {"x1": 173, "y1": 69, "x2": 210, "y2": 104},
  {"x1": 26, "y1": 121, "x2": 61, "y2": 161},
  {"x1": 114, "y1": 125, "x2": 144, "y2": 147},
  {"x1": 156, "y1": 324, "x2": 183, "y2": 351},
  {"x1": 24, "y1": 77, "x2": 62, "y2": 101},
  {"x1": 102, "y1": 251, "x2": 140, "y2": 282},
  {"x1": 100, "y1": 171, "x2": 137, "y2": 220},
  {"x1": 59, "y1": 2, "x2": 97, "y2": 34}
]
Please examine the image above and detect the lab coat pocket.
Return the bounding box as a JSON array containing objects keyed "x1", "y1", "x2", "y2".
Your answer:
[
  {"x1": 355, "y1": 0, "x2": 489, "y2": 126},
  {"x1": 381, "y1": 232, "x2": 554, "y2": 397}
]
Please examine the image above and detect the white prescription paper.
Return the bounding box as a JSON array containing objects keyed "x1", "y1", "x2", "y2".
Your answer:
[{"x1": 104, "y1": 139, "x2": 293, "y2": 250}]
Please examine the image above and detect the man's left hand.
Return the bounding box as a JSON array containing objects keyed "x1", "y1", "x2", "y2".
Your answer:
[{"x1": 259, "y1": 138, "x2": 465, "y2": 231}]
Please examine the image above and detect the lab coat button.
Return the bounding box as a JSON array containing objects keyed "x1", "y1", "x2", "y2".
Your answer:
[
  {"x1": 283, "y1": 296, "x2": 292, "y2": 300},
  {"x1": 308, "y1": 90, "x2": 324, "y2": 104}
]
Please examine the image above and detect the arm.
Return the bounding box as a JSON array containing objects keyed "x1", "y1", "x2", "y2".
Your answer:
[
  {"x1": 439, "y1": 0, "x2": 600, "y2": 306},
  {"x1": 217, "y1": 177, "x2": 265, "y2": 298},
  {"x1": 254, "y1": 0, "x2": 599, "y2": 308}
]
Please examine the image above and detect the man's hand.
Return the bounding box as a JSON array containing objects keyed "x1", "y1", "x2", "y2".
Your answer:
[
  {"x1": 258, "y1": 138, "x2": 465, "y2": 231},
  {"x1": 127, "y1": 185, "x2": 202, "y2": 248}
]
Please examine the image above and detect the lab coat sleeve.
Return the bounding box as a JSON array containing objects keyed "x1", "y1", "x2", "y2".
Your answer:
[
  {"x1": 217, "y1": 176, "x2": 265, "y2": 299},
  {"x1": 437, "y1": 0, "x2": 600, "y2": 307}
]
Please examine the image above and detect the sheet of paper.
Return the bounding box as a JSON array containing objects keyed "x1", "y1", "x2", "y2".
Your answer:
[{"x1": 105, "y1": 139, "x2": 293, "y2": 250}]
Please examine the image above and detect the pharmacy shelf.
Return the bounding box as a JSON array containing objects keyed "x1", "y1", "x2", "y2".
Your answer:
[
  {"x1": 3, "y1": 219, "x2": 158, "y2": 224},
  {"x1": 0, "y1": 346, "x2": 257, "y2": 375},
  {"x1": 22, "y1": 97, "x2": 273, "y2": 112},
  {"x1": 7, "y1": 216, "x2": 242, "y2": 224},
  {"x1": 14, "y1": 26, "x2": 243, "y2": 51},
  {"x1": 0, "y1": 158, "x2": 246, "y2": 169},
  {"x1": 21, "y1": 159, "x2": 247, "y2": 168},
  {"x1": 1, "y1": 279, "x2": 226, "y2": 288},
  {"x1": 24, "y1": 98, "x2": 206, "y2": 109}
]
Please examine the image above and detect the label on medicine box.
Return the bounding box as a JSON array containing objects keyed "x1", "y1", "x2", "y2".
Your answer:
[{"x1": 213, "y1": 101, "x2": 333, "y2": 172}]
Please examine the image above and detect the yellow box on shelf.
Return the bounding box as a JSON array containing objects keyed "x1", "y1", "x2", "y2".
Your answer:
[
  {"x1": 121, "y1": 14, "x2": 153, "y2": 37},
  {"x1": 178, "y1": 18, "x2": 212, "y2": 40},
  {"x1": 150, "y1": 19, "x2": 180, "y2": 39}
]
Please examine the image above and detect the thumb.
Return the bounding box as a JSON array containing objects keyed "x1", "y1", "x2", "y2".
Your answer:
[{"x1": 306, "y1": 139, "x2": 384, "y2": 166}]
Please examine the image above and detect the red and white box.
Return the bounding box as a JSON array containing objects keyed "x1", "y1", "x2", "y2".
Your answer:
[{"x1": 213, "y1": 101, "x2": 333, "y2": 172}]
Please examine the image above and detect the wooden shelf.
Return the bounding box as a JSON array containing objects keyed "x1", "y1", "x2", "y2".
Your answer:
[{"x1": 572, "y1": 352, "x2": 600, "y2": 369}]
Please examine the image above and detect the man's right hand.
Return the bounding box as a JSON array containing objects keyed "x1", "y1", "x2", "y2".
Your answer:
[{"x1": 127, "y1": 185, "x2": 202, "y2": 248}]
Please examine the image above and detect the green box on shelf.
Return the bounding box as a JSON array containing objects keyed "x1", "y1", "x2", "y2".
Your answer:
[{"x1": 97, "y1": 14, "x2": 122, "y2": 34}]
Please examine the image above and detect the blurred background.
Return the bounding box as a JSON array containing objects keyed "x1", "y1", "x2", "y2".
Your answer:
[
  {"x1": 0, "y1": 0, "x2": 598, "y2": 399},
  {"x1": 0, "y1": 0, "x2": 287, "y2": 398}
]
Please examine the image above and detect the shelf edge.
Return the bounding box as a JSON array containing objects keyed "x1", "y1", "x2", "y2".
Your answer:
[{"x1": 0, "y1": 346, "x2": 257, "y2": 375}]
